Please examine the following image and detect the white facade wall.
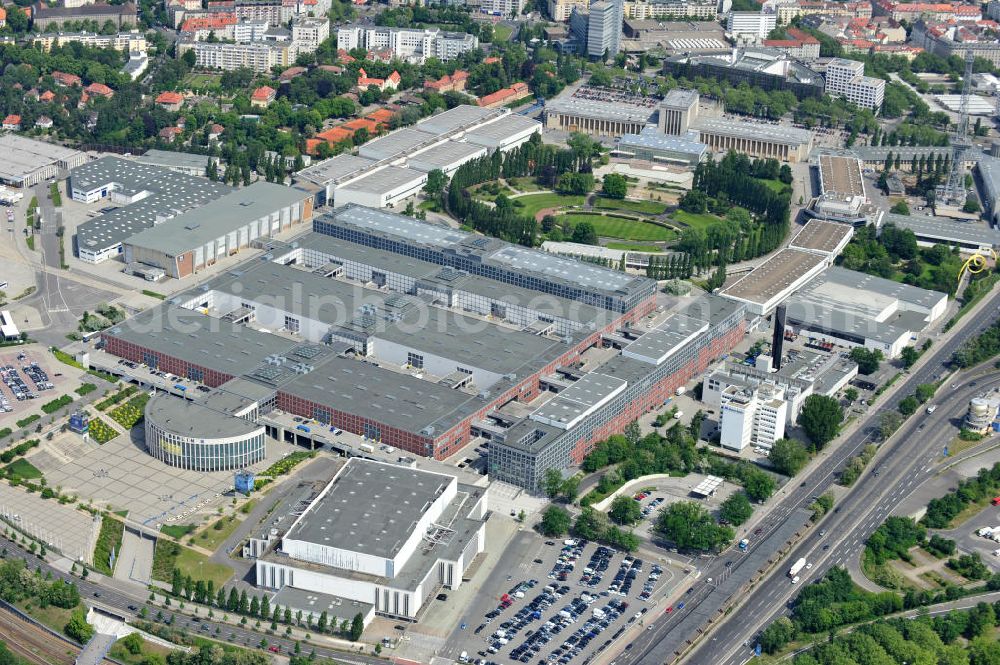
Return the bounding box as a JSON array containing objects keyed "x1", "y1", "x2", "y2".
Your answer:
[
  {"x1": 370, "y1": 337, "x2": 502, "y2": 390},
  {"x1": 334, "y1": 171, "x2": 427, "y2": 208}
]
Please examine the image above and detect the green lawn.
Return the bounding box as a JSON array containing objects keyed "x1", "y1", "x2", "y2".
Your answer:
[
  {"x1": 153, "y1": 538, "x2": 232, "y2": 587},
  {"x1": 671, "y1": 209, "x2": 724, "y2": 230},
  {"x1": 506, "y1": 177, "x2": 543, "y2": 193},
  {"x1": 493, "y1": 24, "x2": 513, "y2": 41},
  {"x1": 513, "y1": 192, "x2": 586, "y2": 218},
  {"x1": 192, "y1": 515, "x2": 243, "y2": 552},
  {"x1": 160, "y1": 524, "x2": 196, "y2": 539},
  {"x1": 594, "y1": 198, "x2": 667, "y2": 215},
  {"x1": 758, "y1": 178, "x2": 791, "y2": 194},
  {"x1": 4, "y1": 458, "x2": 42, "y2": 480},
  {"x1": 183, "y1": 73, "x2": 221, "y2": 89},
  {"x1": 556, "y1": 213, "x2": 676, "y2": 241}
]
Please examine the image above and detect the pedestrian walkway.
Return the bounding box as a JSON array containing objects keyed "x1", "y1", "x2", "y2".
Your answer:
[{"x1": 113, "y1": 529, "x2": 152, "y2": 585}]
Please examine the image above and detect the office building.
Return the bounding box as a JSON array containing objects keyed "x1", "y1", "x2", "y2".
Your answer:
[
  {"x1": 587, "y1": 0, "x2": 624, "y2": 58},
  {"x1": 806, "y1": 154, "x2": 879, "y2": 224},
  {"x1": 613, "y1": 127, "x2": 707, "y2": 166},
  {"x1": 726, "y1": 8, "x2": 777, "y2": 43},
  {"x1": 544, "y1": 86, "x2": 659, "y2": 136},
  {"x1": 719, "y1": 383, "x2": 786, "y2": 451},
  {"x1": 824, "y1": 58, "x2": 885, "y2": 111},
  {"x1": 31, "y1": 1, "x2": 137, "y2": 29},
  {"x1": 662, "y1": 49, "x2": 824, "y2": 99}
]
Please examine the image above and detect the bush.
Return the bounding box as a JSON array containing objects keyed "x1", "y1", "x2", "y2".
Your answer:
[
  {"x1": 262, "y1": 451, "x2": 314, "y2": 476},
  {"x1": 64, "y1": 608, "x2": 94, "y2": 644},
  {"x1": 656, "y1": 501, "x2": 733, "y2": 552},
  {"x1": 93, "y1": 515, "x2": 125, "y2": 575},
  {"x1": 925, "y1": 534, "x2": 956, "y2": 558},
  {"x1": 719, "y1": 492, "x2": 753, "y2": 525},
  {"x1": 41, "y1": 395, "x2": 73, "y2": 414},
  {"x1": 96, "y1": 386, "x2": 139, "y2": 411},
  {"x1": 865, "y1": 516, "x2": 925, "y2": 565},
  {"x1": 16, "y1": 414, "x2": 40, "y2": 429},
  {"x1": 948, "y1": 553, "x2": 991, "y2": 580},
  {"x1": 109, "y1": 392, "x2": 150, "y2": 429},
  {"x1": 839, "y1": 444, "x2": 878, "y2": 486},
  {"x1": 923, "y1": 460, "x2": 1000, "y2": 528},
  {"x1": 75, "y1": 383, "x2": 97, "y2": 396}
]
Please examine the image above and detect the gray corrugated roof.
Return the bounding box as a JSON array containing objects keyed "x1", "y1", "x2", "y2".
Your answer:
[{"x1": 123, "y1": 181, "x2": 309, "y2": 256}]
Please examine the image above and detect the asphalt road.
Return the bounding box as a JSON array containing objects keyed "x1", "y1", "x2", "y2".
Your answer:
[
  {"x1": 699, "y1": 371, "x2": 1000, "y2": 665},
  {"x1": 0, "y1": 538, "x2": 386, "y2": 665},
  {"x1": 618, "y1": 287, "x2": 1000, "y2": 665}
]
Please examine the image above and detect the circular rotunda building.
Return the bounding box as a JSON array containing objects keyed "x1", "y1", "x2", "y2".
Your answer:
[{"x1": 145, "y1": 393, "x2": 266, "y2": 472}]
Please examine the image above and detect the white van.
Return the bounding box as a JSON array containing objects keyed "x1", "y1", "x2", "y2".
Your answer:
[
  {"x1": 791, "y1": 576, "x2": 800, "y2": 584},
  {"x1": 459, "y1": 652, "x2": 469, "y2": 663}
]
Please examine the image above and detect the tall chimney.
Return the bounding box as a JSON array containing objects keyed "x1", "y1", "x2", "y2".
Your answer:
[{"x1": 771, "y1": 304, "x2": 787, "y2": 371}]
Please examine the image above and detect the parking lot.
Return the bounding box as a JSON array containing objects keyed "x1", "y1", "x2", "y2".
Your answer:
[
  {"x1": 446, "y1": 537, "x2": 681, "y2": 665},
  {"x1": 0, "y1": 349, "x2": 75, "y2": 423}
]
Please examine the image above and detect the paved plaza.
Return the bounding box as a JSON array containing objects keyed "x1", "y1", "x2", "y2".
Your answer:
[
  {"x1": 0, "y1": 480, "x2": 99, "y2": 562},
  {"x1": 29, "y1": 425, "x2": 298, "y2": 528}
]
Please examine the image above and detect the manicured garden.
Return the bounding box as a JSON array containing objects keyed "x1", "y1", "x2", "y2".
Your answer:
[
  {"x1": 671, "y1": 209, "x2": 725, "y2": 230},
  {"x1": 513, "y1": 192, "x2": 586, "y2": 218},
  {"x1": 4, "y1": 458, "x2": 42, "y2": 480},
  {"x1": 93, "y1": 515, "x2": 124, "y2": 575},
  {"x1": 594, "y1": 198, "x2": 667, "y2": 215},
  {"x1": 87, "y1": 417, "x2": 118, "y2": 444},
  {"x1": 555, "y1": 213, "x2": 676, "y2": 242},
  {"x1": 110, "y1": 393, "x2": 150, "y2": 429}
]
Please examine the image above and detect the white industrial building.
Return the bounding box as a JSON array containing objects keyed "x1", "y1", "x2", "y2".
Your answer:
[
  {"x1": 782, "y1": 267, "x2": 948, "y2": 358},
  {"x1": 0, "y1": 311, "x2": 20, "y2": 342},
  {"x1": 253, "y1": 459, "x2": 487, "y2": 625},
  {"x1": 294, "y1": 106, "x2": 542, "y2": 209}
]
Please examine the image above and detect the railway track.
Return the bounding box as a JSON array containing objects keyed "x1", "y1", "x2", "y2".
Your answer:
[{"x1": 0, "y1": 606, "x2": 77, "y2": 665}]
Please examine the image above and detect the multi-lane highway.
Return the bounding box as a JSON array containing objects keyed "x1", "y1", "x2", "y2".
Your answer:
[
  {"x1": 619, "y1": 288, "x2": 1000, "y2": 665},
  {"x1": 0, "y1": 539, "x2": 384, "y2": 665},
  {"x1": 700, "y1": 371, "x2": 1000, "y2": 665}
]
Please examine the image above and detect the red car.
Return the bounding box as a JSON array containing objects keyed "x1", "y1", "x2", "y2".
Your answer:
[
  {"x1": 268, "y1": 646, "x2": 279, "y2": 653},
  {"x1": 664, "y1": 606, "x2": 673, "y2": 613}
]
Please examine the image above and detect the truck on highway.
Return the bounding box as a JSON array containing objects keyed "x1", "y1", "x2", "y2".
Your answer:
[
  {"x1": 788, "y1": 557, "x2": 807, "y2": 577},
  {"x1": 979, "y1": 527, "x2": 996, "y2": 538}
]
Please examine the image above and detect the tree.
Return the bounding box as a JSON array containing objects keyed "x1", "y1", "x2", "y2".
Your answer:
[
  {"x1": 571, "y1": 221, "x2": 598, "y2": 245},
  {"x1": 879, "y1": 410, "x2": 903, "y2": 439},
  {"x1": 844, "y1": 387, "x2": 859, "y2": 403},
  {"x1": 601, "y1": 173, "x2": 627, "y2": 199},
  {"x1": 914, "y1": 383, "x2": 936, "y2": 404},
  {"x1": 889, "y1": 200, "x2": 910, "y2": 215},
  {"x1": 797, "y1": 395, "x2": 843, "y2": 449},
  {"x1": 573, "y1": 507, "x2": 606, "y2": 541},
  {"x1": 349, "y1": 613, "x2": 365, "y2": 641},
  {"x1": 758, "y1": 617, "x2": 795, "y2": 654},
  {"x1": 964, "y1": 195, "x2": 981, "y2": 214},
  {"x1": 543, "y1": 468, "x2": 564, "y2": 498},
  {"x1": 64, "y1": 608, "x2": 94, "y2": 643},
  {"x1": 719, "y1": 492, "x2": 753, "y2": 525},
  {"x1": 539, "y1": 505, "x2": 571, "y2": 537},
  {"x1": 121, "y1": 632, "x2": 143, "y2": 655},
  {"x1": 180, "y1": 48, "x2": 196, "y2": 68},
  {"x1": 608, "y1": 495, "x2": 642, "y2": 525},
  {"x1": 898, "y1": 395, "x2": 919, "y2": 416},
  {"x1": 743, "y1": 470, "x2": 776, "y2": 502},
  {"x1": 768, "y1": 438, "x2": 809, "y2": 476},
  {"x1": 560, "y1": 475, "x2": 580, "y2": 502},
  {"x1": 849, "y1": 347, "x2": 884, "y2": 375},
  {"x1": 423, "y1": 169, "x2": 447, "y2": 199},
  {"x1": 656, "y1": 501, "x2": 733, "y2": 552},
  {"x1": 900, "y1": 345, "x2": 920, "y2": 369}
]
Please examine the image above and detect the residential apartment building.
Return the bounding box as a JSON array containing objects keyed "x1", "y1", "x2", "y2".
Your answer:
[
  {"x1": 30, "y1": 30, "x2": 146, "y2": 52},
  {"x1": 549, "y1": 0, "x2": 590, "y2": 21},
  {"x1": 761, "y1": 26, "x2": 821, "y2": 59},
  {"x1": 176, "y1": 40, "x2": 291, "y2": 72},
  {"x1": 479, "y1": 0, "x2": 526, "y2": 15},
  {"x1": 911, "y1": 20, "x2": 1000, "y2": 67},
  {"x1": 336, "y1": 25, "x2": 478, "y2": 63},
  {"x1": 232, "y1": 0, "x2": 297, "y2": 26},
  {"x1": 291, "y1": 16, "x2": 329, "y2": 52},
  {"x1": 623, "y1": 0, "x2": 719, "y2": 18},
  {"x1": 31, "y1": 1, "x2": 138, "y2": 29},
  {"x1": 824, "y1": 58, "x2": 885, "y2": 111}
]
